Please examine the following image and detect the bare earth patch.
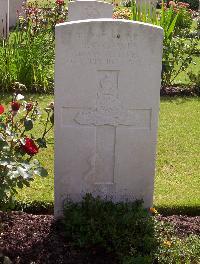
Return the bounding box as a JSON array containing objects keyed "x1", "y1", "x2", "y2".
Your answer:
[
  {"x1": 157, "y1": 215, "x2": 200, "y2": 237},
  {"x1": 0, "y1": 212, "x2": 199, "y2": 264}
]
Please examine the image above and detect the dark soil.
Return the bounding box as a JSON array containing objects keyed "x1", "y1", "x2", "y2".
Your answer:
[
  {"x1": 160, "y1": 86, "x2": 199, "y2": 96},
  {"x1": 0, "y1": 211, "x2": 116, "y2": 264},
  {"x1": 157, "y1": 215, "x2": 200, "y2": 237},
  {"x1": 0, "y1": 211, "x2": 199, "y2": 264}
]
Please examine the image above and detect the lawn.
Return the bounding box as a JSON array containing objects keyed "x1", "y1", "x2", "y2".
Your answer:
[
  {"x1": 1, "y1": 95, "x2": 199, "y2": 214},
  {"x1": 154, "y1": 97, "x2": 200, "y2": 214}
]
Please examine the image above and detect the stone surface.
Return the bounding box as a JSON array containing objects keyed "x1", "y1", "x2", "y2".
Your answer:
[
  {"x1": 55, "y1": 19, "x2": 163, "y2": 217},
  {"x1": 9, "y1": 0, "x2": 24, "y2": 28},
  {"x1": 68, "y1": 0, "x2": 113, "y2": 21},
  {"x1": 135, "y1": 0, "x2": 157, "y2": 7},
  {"x1": 0, "y1": 0, "x2": 9, "y2": 38}
]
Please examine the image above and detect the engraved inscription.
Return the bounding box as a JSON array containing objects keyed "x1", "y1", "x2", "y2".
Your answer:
[
  {"x1": 75, "y1": 71, "x2": 127, "y2": 126},
  {"x1": 75, "y1": 71, "x2": 150, "y2": 128},
  {"x1": 64, "y1": 29, "x2": 137, "y2": 65},
  {"x1": 61, "y1": 71, "x2": 152, "y2": 185},
  {"x1": 83, "y1": 6, "x2": 100, "y2": 18}
]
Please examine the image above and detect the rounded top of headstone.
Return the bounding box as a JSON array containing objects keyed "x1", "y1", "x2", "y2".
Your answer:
[{"x1": 56, "y1": 18, "x2": 163, "y2": 35}]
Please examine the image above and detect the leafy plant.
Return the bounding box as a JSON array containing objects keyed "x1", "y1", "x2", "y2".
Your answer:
[
  {"x1": 113, "y1": 6, "x2": 132, "y2": 20},
  {"x1": 64, "y1": 194, "x2": 158, "y2": 262},
  {"x1": 154, "y1": 220, "x2": 200, "y2": 264},
  {"x1": 188, "y1": 70, "x2": 200, "y2": 94},
  {"x1": 177, "y1": 0, "x2": 199, "y2": 10},
  {"x1": 0, "y1": 86, "x2": 54, "y2": 209},
  {"x1": 159, "y1": 2, "x2": 199, "y2": 86},
  {"x1": 130, "y1": 0, "x2": 199, "y2": 86},
  {"x1": 0, "y1": 0, "x2": 68, "y2": 93},
  {"x1": 63, "y1": 195, "x2": 200, "y2": 263},
  {"x1": 162, "y1": 36, "x2": 199, "y2": 86},
  {"x1": 22, "y1": 0, "x2": 67, "y2": 35},
  {"x1": 165, "y1": 1, "x2": 193, "y2": 36},
  {"x1": 0, "y1": 23, "x2": 54, "y2": 93},
  {"x1": 131, "y1": 1, "x2": 158, "y2": 24}
]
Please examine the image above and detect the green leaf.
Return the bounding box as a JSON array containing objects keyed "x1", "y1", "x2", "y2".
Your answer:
[
  {"x1": 17, "y1": 181, "x2": 23, "y2": 189},
  {"x1": 50, "y1": 113, "x2": 54, "y2": 124},
  {"x1": 17, "y1": 166, "x2": 32, "y2": 179},
  {"x1": 166, "y1": 13, "x2": 179, "y2": 40},
  {"x1": 36, "y1": 138, "x2": 47, "y2": 148},
  {"x1": 23, "y1": 181, "x2": 30, "y2": 187},
  {"x1": 0, "y1": 135, "x2": 8, "y2": 150},
  {"x1": 0, "y1": 122, "x2": 6, "y2": 130},
  {"x1": 0, "y1": 159, "x2": 10, "y2": 166},
  {"x1": 34, "y1": 166, "x2": 48, "y2": 177},
  {"x1": 24, "y1": 119, "x2": 33, "y2": 131}
]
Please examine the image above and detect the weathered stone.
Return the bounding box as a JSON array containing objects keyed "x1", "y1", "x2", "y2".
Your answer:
[
  {"x1": 9, "y1": 0, "x2": 24, "y2": 28},
  {"x1": 68, "y1": 0, "x2": 113, "y2": 21},
  {"x1": 0, "y1": 0, "x2": 9, "y2": 38},
  {"x1": 54, "y1": 19, "x2": 163, "y2": 217}
]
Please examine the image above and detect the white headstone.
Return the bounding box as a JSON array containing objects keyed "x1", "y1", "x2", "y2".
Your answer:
[
  {"x1": 0, "y1": 0, "x2": 9, "y2": 38},
  {"x1": 68, "y1": 0, "x2": 113, "y2": 21},
  {"x1": 135, "y1": 0, "x2": 157, "y2": 8},
  {"x1": 9, "y1": 0, "x2": 24, "y2": 28},
  {"x1": 54, "y1": 19, "x2": 163, "y2": 217}
]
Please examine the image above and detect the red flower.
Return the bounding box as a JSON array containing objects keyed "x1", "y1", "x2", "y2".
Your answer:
[
  {"x1": 56, "y1": 0, "x2": 64, "y2": 5},
  {"x1": 26, "y1": 102, "x2": 33, "y2": 112},
  {"x1": 11, "y1": 101, "x2": 20, "y2": 111},
  {"x1": 21, "y1": 138, "x2": 39, "y2": 156},
  {"x1": 0, "y1": 104, "x2": 4, "y2": 115}
]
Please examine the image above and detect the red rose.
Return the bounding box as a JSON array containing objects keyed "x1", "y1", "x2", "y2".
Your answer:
[
  {"x1": 21, "y1": 138, "x2": 39, "y2": 156},
  {"x1": 26, "y1": 102, "x2": 33, "y2": 112},
  {"x1": 56, "y1": 0, "x2": 64, "y2": 5},
  {"x1": 0, "y1": 105, "x2": 4, "y2": 115},
  {"x1": 11, "y1": 101, "x2": 20, "y2": 111}
]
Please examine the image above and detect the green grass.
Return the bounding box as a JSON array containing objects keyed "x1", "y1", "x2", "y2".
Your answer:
[
  {"x1": 1, "y1": 95, "x2": 200, "y2": 214},
  {"x1": 155, "y1": 97, "x2": 200, "y2": 214}
]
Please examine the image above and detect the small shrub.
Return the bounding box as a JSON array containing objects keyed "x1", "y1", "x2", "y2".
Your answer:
[
  {"x1": 129, "y1": 0, "x2": 198, "y2": 86},
  {"x1": 0, "y1": 0, "x2": 67, "y2": 93},
  {"x1": 113, "y1": 7, "x2": 132, "y2": 20},
  {"x1": 162, "y1": 36, "x2": 199, "y2": 86},
  {"x1": 160, "y1": 0, "x2": 199, "y2": 10},
  {"x1": 188, "y1": 70, "x2": 200, "y2": 94},
  {"x1": 63, "y1": 195, "x2": 200, "y2": 263},
  {"x1": 63, "y1": 194, "x2": 157, "y2": 262},
  {"x1": 167, "y1": 1, "x2": 193, "y2": 36},
  {"x1": 177, "y1": 0, "x2": 199, "y2": 10},
  {"x1": 0, "y1": 88, "x2": 54, "y2": 209},
  {"x1": 0, "y1": 22, "x2": 55, "y2": 93}
]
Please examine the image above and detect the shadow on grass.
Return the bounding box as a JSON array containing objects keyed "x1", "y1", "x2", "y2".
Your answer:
[
  {"x1": 13, "y1": 200, "x2": 54, "y2": 215},
  {"x1": 160, "y1": 96, "x2": 200, "y2": 104},
  {"x1": 156, "y1": 205, "x2": 200, "y2": 216},
  {"x1": 5, "y1": 201, "x2": 199, "y2": 216}
]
